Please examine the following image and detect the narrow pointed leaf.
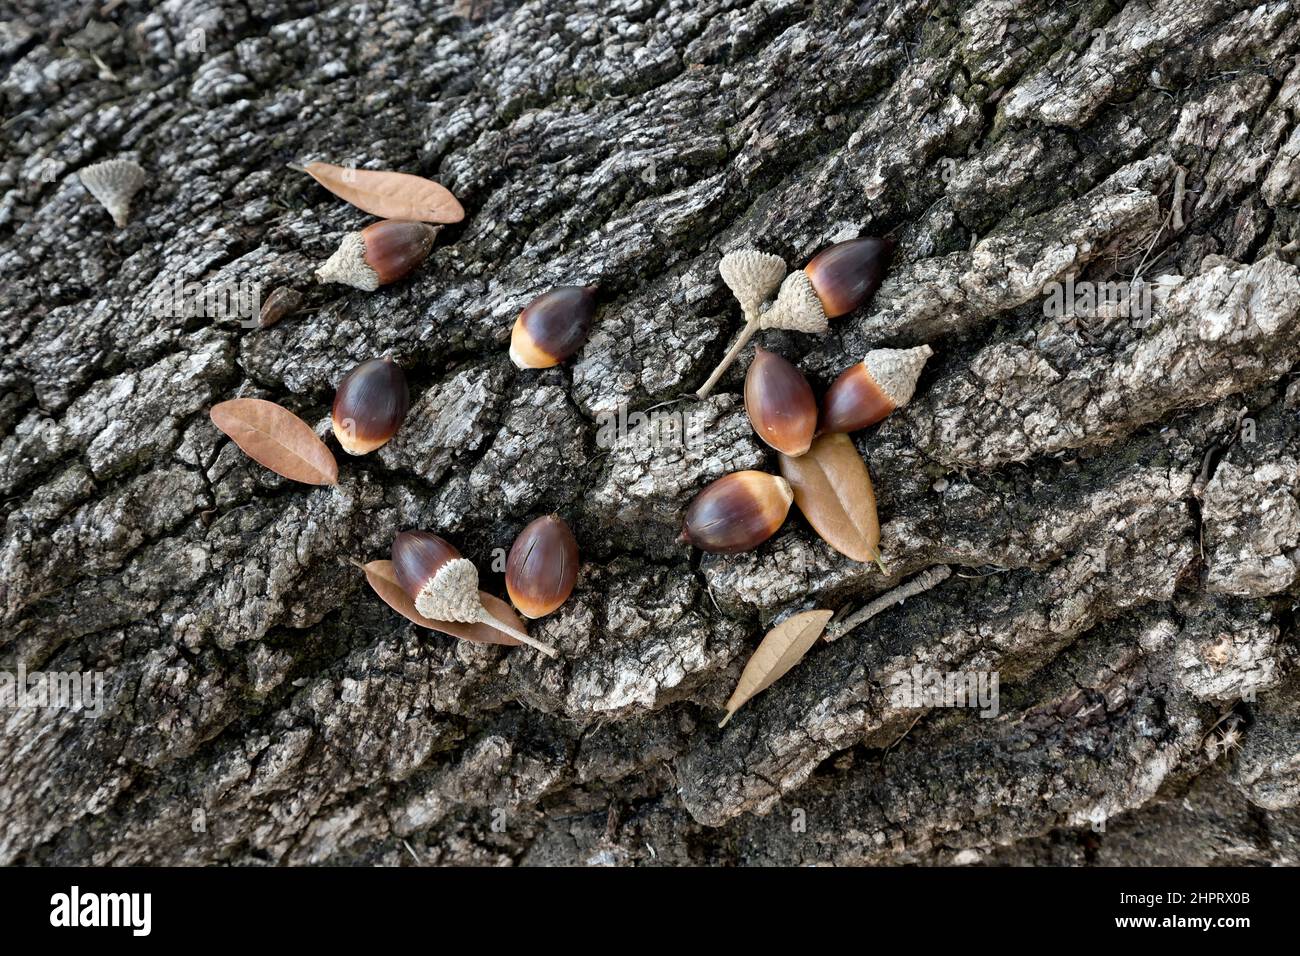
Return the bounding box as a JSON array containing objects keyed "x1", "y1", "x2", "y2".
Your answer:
[
  {"x1": 210, "y1": 398, "x2": 338, "y2": 486},
  {"x1": 361, "y1": 560, "x2": 523, "y2": 646},
  {"x1": 720, "y1": 609, "x2": 833, "y2": 727},
  {"x1": 779, "y1": 432, "x2": 880, "y2": 562},
  {"x1": 301, "y1": 162, "x2": 465, "y2": 223}
]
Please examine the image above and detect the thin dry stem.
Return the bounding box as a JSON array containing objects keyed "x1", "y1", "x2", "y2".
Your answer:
[
  {"x1": 695, "y1": 313, "x2": 759, "y2": 399},
  {"x1": 479, "y1": 608, "x2": 558, "y2": 657},
  {"x1": 824, "y1": 565, "x2": 951, "y2": 642}
]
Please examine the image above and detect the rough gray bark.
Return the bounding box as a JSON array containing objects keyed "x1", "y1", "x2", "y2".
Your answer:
[{"x1": 2, "y1": 0, "x2": 1300, "y2": 865}]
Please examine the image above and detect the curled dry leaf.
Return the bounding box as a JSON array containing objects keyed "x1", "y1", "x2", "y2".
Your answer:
[
  {"x1": 209, "y1": 398, "x2": 338, "y2": 486},
  {"x1": 719, "y1": 609, "x2": 833, "y2": 727},
  {"x1": 361, "y1": 560, "x2": 524, "y2": 646},
  {"x1": 778, "y1": 432, "x2": 880, "y2": 563},
  {"x1": 300, "y1": 162, "x2": 465, "y2": 224}
]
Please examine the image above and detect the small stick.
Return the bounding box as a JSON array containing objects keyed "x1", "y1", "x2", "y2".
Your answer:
[
  {"x1": 823, "y1": 566, "x2": 951, "y2": 642},
  {"x1": 476, "y1": 609, "x2": 557, "y2": 658},
  {"x1": 1170, "y1": 166, "x2": 1187, "y2": 232},
  {"x1": 695, "y1": 311, "x2": 759, "y2": 399}
]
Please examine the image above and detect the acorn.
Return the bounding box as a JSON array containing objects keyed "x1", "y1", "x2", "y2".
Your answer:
[
  {"x1": 820, "y1": 345, "x2": 933, "y2": 434},
  {"x1": 505, "y1": 515, "x2": 579, "y2": 619},
  {"x1": 744, "y1": 347, "x2": 817, "y2": 456},
  {"x1": 258, "y1": 286, "x2": 304, "y2": 328},
  {"x1": 331, "y1": 357, "x2": 410, "y2": 455},
  {"x1": 391, "y1": 531, "x2": 558, "y2": 657},
  {"x1": 681, "y1": 471, "x2": 794, "y2": 553},
  {"x1": 803, "y1": 237, "x2": 893, "y2": 318},
  {"x1": 316, "y1": 220, "x2": 438, "y2": 291},
  {"x1": 510, "y1": 285, "x2": 597, "y2": 369}
]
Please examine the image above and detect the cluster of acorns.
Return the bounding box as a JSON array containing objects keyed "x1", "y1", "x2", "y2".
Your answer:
[
  {"x1": 681, "y1": 239, "x2": 932, "y2": 556},
  {"x1": 329, "y1": 285, "x2": 596, "y2": 651}
]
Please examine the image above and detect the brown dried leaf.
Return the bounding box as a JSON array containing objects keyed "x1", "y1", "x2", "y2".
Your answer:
[
  {"x1": 361, "y1": 560, "x2": 524, "y2": 646},
  {"x1": 209, "y1": 398, "x2": 338, "y2": 486},
  {"x1": 720, "y1": 609, "x2": 833, "y2": 727},
  {"x1": 779, "y1": 432, "x2": 880, "y2": 563},
  {"x1": 301, "y1": 162, "x2": 465, "y2": 223}
]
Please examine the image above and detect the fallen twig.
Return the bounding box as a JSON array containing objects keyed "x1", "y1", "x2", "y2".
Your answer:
[{"x1": 823, "y1": 565, "x2": 951, "y2": 642}]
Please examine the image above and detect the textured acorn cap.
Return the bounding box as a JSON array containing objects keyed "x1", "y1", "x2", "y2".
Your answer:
[
  {"x1": 718, "y1": 249, "x2": 787, "y2": 315},
  {"x1": 761, "y1": 271, "x2": 828, "y2": 334},
  {"x1": 412, "y1": 556, "x2": 484, "y2": 622},
  {"x1": 316, "y1": 231, "x2": 379, "y2": 290},
  {"x1": 861, "y1": 345, "x2": 933, "y2": 408},
  {"x1": 79, "y1": 158, "x2": 146, "y2": 228}
]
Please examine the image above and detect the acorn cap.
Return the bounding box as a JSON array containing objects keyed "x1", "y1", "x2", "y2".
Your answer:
[
  {"x1": 412, "y1": 557, "x2": 483, "y2": 622},
  {"x1": 861, "y1": 345, "x2": 932, "y2": 408},
  {"x1": 316, "y1": 231, "x2": 378, "y2": 290},
  {"x1": 761, "y1": 271, "x2": 828, "y2": 334},
  {"x1": 391, "y1": 529, "x2": 559, "y2": 657},
  {"x1": 79, "y1": 158, "x2": 146, "y2": 228},
  {"x1": 719, "y1": 249, "x2": 787, "y2": 315}
]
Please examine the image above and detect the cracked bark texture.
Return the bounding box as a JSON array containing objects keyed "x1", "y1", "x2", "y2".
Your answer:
[{"x1": 2, "y1": 0, "x2": 1300, "y2": 866}]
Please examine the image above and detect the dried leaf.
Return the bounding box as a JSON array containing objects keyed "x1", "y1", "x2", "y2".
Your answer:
[
  {"x1": 301, "y1": 162, "x2": 465, "y2": 224},
  {"x1": 779, "y1": 432, "x2": 880, "y2": 563},
  {"x1": 361, "y1": 560, "x2": 523, "y2": 646},
  {"x1": 720, "y1": 609, "x2": 833, "y2": 727},
  {"x1": 209, "y1": 398, "x2": 338, "y2": 486}
]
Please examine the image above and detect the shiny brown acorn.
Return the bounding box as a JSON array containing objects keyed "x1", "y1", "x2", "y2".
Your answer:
[
  {"x1": 505, "y1": 515, "x2": 579, "y2": 619},
  {"x1": 510, "y1": 285, "x2": 597, "y2": 369},
  {"x1": 765, "y1": 238, "x2": 893, "y2": 332},
  {"x1": 681, "y1": 471, "x2": 793, "y2": 553},
  {"x1": 744, "y1": 347, "x2": 817, "y2": 456},
  {"x1": 820, "y1": 345, "x2": 932, "y2": 434},
  {"x1": 804, "y1": 237, "x2": 893, "y2": 317},
  {"x1": 316, "y1": 219, "x2": 438, "y2": 291},
  {"x1": 391, "y1": 530, "x2": 558, "y2": 656},
  {"x1": 331, "y1": 357, "x2": 410, "y2": 455}
]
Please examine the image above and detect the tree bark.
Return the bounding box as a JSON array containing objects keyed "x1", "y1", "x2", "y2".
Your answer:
[{"x1": 2, "y1": 0, "x2": 1300, "y2": 865}]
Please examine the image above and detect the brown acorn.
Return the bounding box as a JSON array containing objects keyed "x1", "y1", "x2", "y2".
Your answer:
[
  {"x1": 744, "y1": 347, "x2": 817, "y2": 456},
  {"x1": 316, "y1": 219, "x2": 438, "y2": 291},
  {"x1": 803, "y1": 237, "x2": 893, "y2": 318},
  {"x1": 510, "y1": 285, "x2": 597, "y2": 369},
  {"x1": 258, "y1": 287, "x2": 304, "y2": 328},
  {"x1": 391, "y1": 530, "x2": 558, "y2": 657},
  {"x1": 505, "y1": 515, "x2": 579, "y2": 619},
  {"x1": 681, "y1": 471, "x2": 793, "y2": 553},
  {"x1": 820, "y1": 345, "x2": 932, "y2": 434},
  {"x1": 331, "y1": 357, "x2": 410, "y2": 455}
]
